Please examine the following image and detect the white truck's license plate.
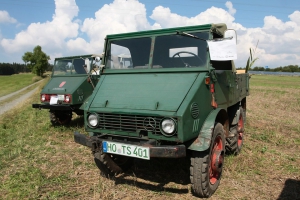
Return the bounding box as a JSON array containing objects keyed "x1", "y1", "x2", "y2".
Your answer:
[{"x1": 102, "y1": 141, "x2": 150, "y2": 160}]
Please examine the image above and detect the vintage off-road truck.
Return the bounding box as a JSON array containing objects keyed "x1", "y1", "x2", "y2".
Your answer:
[
  {"x1": 32, "y1": 54, "x2": 102, "y2": 125},
  {"x1": 74, "y1": 23, "x2": 249, "y2": 197}
]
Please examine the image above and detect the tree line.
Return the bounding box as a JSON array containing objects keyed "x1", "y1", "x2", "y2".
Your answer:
[
  {"x1": 238, "y1": 65, "x2": 300, "y2": 72},
  {"x1": 0, "y1": 62, "x2": 53, "y2": 76},
  {"x1": 0, "y1": 62, "x2": 31, "y2": 75},
  {"x1": 0, "y1": 45, "x2": 52, "y2": 76}
]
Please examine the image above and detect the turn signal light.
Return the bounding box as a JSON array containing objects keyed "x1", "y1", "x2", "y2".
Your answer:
[
  {"x1": 41, "y1": 94, "x2": 51, "y2": 102},
  {"x1": 205, "y1": 77, "x2": 210, "y2": 85},
  {"x1": 64, "y1": 94, "x2": 72, "y2": 103}
]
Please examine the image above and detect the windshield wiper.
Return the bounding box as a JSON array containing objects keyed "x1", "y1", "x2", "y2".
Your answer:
[
  {"x1": 176, "y1": 31, "x2": 233, "y2": 41},
  {"x1": 176, "y1": 31, "x2": 206, "y2": 41}
]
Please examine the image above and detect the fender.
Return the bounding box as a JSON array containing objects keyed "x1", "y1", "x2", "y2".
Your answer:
[{"x1": 187, "y1": 108, "x2": 228, "y2": 151}]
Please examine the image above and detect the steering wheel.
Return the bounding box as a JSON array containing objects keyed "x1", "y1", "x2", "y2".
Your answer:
[{"x1": 172, "y1": 51, "x2": 204, "y2": 67}]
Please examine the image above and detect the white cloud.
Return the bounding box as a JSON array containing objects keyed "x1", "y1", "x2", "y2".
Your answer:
[
  {"x1": 150, "y1": 5, "x2": 242, "y2": 31},
  {"x1": 289, "y1": 11, "x2": 300, "y2": 25},
  {"x1": 0, "y1": 10, "x2": 17, "y2": 23},
  {"x1": 78, "y1": 0, "x2": 151, "y2": 54},
  {"x1": 1, "y1": 0, "x2": 79, "y2": 56},
  {"x1": 225, "y1": 1, "x2": 236, "y2": 16}
]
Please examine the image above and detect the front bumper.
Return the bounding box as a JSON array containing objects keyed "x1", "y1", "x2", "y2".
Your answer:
[{"x1": 74, "y1": 131, "x2": 186, "y2": 158}]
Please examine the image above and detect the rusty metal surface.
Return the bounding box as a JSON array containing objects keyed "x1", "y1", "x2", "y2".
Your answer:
[{"x1": 149, "y1": 145, "x2": 186, "y2": 158}]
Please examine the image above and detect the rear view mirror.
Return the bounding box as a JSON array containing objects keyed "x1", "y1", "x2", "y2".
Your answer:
[{"x1": 224, "y1": 29, "x2": 237, "y2": 44}]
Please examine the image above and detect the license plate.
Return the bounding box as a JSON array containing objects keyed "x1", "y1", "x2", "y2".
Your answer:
[
  {"x1": 57, "y1": 95, "x2": 65, "y2": 101},
  {"x1": 102, "y1": 141, "x2": 150, "y2": 160},
  {"x1": 50, "y1": 96, "x2": 58, "y2": 105}
]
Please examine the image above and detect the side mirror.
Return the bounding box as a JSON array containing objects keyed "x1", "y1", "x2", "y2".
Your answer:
[
  {"x1": 224, "y1": 29, "x2": 237, "y2": 44},
  {"x1": 95, "y1": 56, "x2": 101, "y2": 62},
  {"x1": 85, "y1": 58, "x2": 91, "y2": 72}
]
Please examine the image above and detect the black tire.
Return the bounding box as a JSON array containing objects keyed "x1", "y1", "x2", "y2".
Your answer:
[
  {"x1": 225, "y1": 108, "x2": 244, "y2": 155},
  {"x1": 49, "y1": 110, "x2": 72, "y2": 125},
  {"x1": 94, "y1": 148, "x2": 134, "y2": 178},
  {"x1": 190, "y1": 123, "x2": 225, "y2": 198}
]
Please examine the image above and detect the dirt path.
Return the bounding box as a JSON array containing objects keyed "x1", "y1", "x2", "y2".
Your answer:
[{"x1": 0, "y1": 80, "x2": 42, "y2": 116}]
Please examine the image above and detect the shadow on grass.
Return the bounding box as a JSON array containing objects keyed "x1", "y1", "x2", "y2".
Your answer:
[
  {"x1": 68, "y1": 115, "x2": 84, "y2": 127},
  {"x1": 114, "y1": 157, "x2": 190, "y2": 194},
  {"x1": 277, "y1": 179, "x2": 300, "y2": 200},
  {"x1": 50, "y1": 115, "x2": 84, "y2": 128}
]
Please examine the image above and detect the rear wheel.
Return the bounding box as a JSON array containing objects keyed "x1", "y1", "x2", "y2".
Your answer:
[
  {"x1": 49, "y1": 110, "x2": 72, "y2": 125},
  {"x1": 190, "y1": 123, "x2": 225, "y2": 198},
  {"x1": 225, "y1": 108, "x2": 244, "y2": 155},
  {"x1": 94, "y1": 147, "x2": 134, "y2": 178}
]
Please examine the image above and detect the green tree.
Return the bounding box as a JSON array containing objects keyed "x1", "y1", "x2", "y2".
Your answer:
[{"x1": 22, "y1": 45, "x2": 50, "y2": 76}]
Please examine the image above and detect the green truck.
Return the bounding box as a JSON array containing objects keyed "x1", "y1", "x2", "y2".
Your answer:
[
  {"x1": 74, "y1": 23, "x2": 249, "y2": 198},
  {"x1": 32, "y1": 54, "x2": 102, "y2": 125}
]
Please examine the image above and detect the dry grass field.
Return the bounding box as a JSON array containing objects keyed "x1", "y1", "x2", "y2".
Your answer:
[{"x1": 0, "y1": 75, "x2": 299, "y2": 200}]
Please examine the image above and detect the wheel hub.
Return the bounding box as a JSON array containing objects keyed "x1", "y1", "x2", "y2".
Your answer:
[
  {"x1": 209, "y1": 136, "x2": 224, "y2": 185},
  {"x1": 211, "y1": 149, "x2": 224, "y2": 173}
]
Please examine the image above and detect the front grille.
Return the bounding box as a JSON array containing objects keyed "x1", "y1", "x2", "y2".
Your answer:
[{"x1": 97, "y1": 113, "x2": 167, "y2": 135}]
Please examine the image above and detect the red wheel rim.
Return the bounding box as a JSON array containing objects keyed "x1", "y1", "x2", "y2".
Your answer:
[
  {"x1": 237, "y1": 113, "x2": 244, "y2": 147},
  {"x1": 209, "y1": 135, "x2": 224, "y2": 185}
]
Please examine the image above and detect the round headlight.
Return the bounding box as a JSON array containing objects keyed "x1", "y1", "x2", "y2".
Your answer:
[
  {"x1": 161, "y1": 118, "x2": 176, "y2": 136},
  {"x1": 88, "y1": 113, "x2": 98, "y2": 128}
]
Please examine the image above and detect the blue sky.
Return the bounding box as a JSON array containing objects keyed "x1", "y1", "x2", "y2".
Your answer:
[{"x1": 0, "y1": 0, "x2": 299, "y2": 68}]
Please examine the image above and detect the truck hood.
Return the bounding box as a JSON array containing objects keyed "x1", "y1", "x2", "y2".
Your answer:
[
  {"x1": 90, "y1": 73, "x2": 199, "y2": 112},
  {"x1": 42, "y1": 76, "x2": 88, "y2": 94}
]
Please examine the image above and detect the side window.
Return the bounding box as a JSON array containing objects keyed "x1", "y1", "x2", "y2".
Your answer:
[
  {"x1": 53, "y1": 59, "x2": 72, "y2": 75},
  {"x1": 153, "y1": 32, "x2": 208, "y2": 68},
  {"x1": 106, "y1": 37, "x2": 151, "y2": 69},
  {"x1": 108, "y1": 44, "x2": 132, "y2": 69},
  {"x1": 73, "y1": 59, "x2": 86, "y2": 74}
]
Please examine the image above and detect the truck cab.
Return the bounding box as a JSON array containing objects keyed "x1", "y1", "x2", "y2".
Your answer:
[{"x1": 74, "y1": 23, "x2": 249, "y2": 198}]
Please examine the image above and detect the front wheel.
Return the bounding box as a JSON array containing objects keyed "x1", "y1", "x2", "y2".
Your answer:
[
  {"x1": 190, "y1": 123, "x2": 225, "y2": 198},
  {"x1": 94, "y1": 148, "x2": 134, "y2": 178}
]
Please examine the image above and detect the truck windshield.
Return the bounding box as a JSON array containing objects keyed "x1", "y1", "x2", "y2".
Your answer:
[
  {"x1": 105, "y1": 31, "x2": 209, "y2": 70},
  {"x1": 53, "y1": 58, "x2": 91, "y2": 76}
]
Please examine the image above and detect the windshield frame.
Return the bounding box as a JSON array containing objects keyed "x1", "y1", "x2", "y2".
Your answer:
[{"x1": 103, "y1": 30, "x2": 212, "y2": 74}]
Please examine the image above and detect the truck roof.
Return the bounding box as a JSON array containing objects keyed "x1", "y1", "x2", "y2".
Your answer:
[{"x1": 106, "y1": 23, "x2": 227, "y2": 40}]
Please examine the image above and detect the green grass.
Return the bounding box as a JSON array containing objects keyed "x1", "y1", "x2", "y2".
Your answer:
[
  {"x1": 250, "y1": 74, "x2": 300, "y2": 88},
  {"x1": 0, "y1": 73, "x2": 38, "y2": 97},
  {"x1": 0, "y1": 75, "x2": 299, "y2": 200}
]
